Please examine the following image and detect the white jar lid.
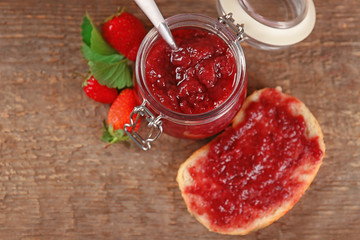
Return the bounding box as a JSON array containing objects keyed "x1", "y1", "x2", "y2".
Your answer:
[{"x1": 217, "y1": 0, "x2": 316, "y2": 49}]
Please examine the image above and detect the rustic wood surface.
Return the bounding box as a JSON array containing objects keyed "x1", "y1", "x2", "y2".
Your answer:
[{"x1": 0, "y1": 0, "x2": 359, "y2": 239}]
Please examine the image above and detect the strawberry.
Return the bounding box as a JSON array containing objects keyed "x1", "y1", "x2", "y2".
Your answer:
[
  {"x1": 101, "y1": 88, "x2": 141, "y2": 144},
  {"x1": 83, "y1": 75, "x2": 118, "y2": 104},
  {"x1": 102, "y1": 11, "x2": 146, "y2": 61}
]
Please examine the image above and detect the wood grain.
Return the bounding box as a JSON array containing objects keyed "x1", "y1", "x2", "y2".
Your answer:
[{"x1": 0, "y1": 0, "x2": 359, "y2": 239}]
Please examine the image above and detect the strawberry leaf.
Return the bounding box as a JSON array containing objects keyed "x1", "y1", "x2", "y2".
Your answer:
[
  {"x1": 81, "y1": 12, "x2": 117, "y2": 55},
  {"x1": 81, "y1": 14, "x2": 92, "y2": 47},
  {"x1": 101, "y1": 121, "x2": 129, "y2": 143},
  {"x1": 81, "y1": 44, "x2": 125, "y2": 63},
  {"x1": 89, "y1": 26, "x2": 117, "y2": 56},
  {"x1": 89, "y1": 60, "x2": 132, "y2": 89},
  {"x1": 81, "y1": 12, "x2": 133, "y2": 89}
]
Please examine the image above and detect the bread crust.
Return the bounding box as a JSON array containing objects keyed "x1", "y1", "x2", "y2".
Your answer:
[{"x1": 177, "y1": 88, "x2": 325, "y2": 235}]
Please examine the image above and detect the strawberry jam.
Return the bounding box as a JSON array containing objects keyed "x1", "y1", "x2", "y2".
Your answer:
[
  {"x1": 145, "y1": 29, "x2": 236, "y2": 114},
  {"x1": 185, "y1": 89, "x2": 324, "y2": 230}
]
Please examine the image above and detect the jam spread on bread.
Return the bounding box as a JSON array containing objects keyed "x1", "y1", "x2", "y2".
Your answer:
[
  {"x1": 145, "y1": 28, "x2": 236, "y2": 114},
  {"x1": 185, "y1": 89, "x2": 324, "y2": 230}
]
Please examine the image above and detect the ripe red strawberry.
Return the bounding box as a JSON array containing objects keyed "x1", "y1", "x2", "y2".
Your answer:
[
  {"x1": 83, "y1": 76, "x2": 118, "y2": 104},
  {"x1": 102, "y1": 11, "x2": 146, "y2": 61},
  {"x1": 102, "y1": 88, "x2": 141, "y2": 143}
]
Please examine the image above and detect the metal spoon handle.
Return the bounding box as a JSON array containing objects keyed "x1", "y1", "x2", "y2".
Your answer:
[{"x1": 134, "y1": 0, "x2": 177, "y2": 49}]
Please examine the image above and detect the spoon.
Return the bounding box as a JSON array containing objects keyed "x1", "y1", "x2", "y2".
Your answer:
[{"x1": 134, "y1": 0, "x2": 177, "y2": 50}]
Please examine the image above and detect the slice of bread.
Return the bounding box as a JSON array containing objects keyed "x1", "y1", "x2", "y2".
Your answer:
[{"x1": 177, "y1": 87, "x2": 325, "y2": 235}]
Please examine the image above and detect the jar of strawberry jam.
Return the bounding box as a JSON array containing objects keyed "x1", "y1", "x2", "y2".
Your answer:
[{"x1": 125, "y1": 0, "x2": 316, "y2": 150}]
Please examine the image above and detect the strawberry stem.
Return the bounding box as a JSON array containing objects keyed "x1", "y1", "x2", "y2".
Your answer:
[
  {"x1": 104, "y1": 143, "x2": 112, "y2": 149},
  {"x1": 116, "y1": 6, "x2": 126, "y2": 16},
  {"x1": 103, "y1": 6, "x2": 127, "y2": 23},
  {"x1": 119, "y1": 58, "x2": 128, "y2": 64}
]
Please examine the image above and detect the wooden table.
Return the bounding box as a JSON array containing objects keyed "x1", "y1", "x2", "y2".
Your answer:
[{"x1": 0, "y1": 0, "x2": 359, "y2": 239}]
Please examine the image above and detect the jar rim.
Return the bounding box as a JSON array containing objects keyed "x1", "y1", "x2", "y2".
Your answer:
[
  {"x1": 135, "y1": 13, "x2": 246, "y2": 124},
  {"x1": 238, "y1": 0, "x2": 308, "y2": 29},
  {"x1": 216, "y1": 0, "x2": 316, "y2": 49}
]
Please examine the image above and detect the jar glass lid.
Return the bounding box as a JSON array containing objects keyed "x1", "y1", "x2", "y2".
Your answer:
[{"x1": 216, "y1": 0, "x2": 316, "y2": 50}]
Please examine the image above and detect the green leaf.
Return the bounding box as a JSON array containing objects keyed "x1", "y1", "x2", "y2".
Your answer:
[
  {"x1": 81, "y1": 12, "x2": 117, "y2": 55},
  {"x1": 101, "y1": 121, "x2": 129, "y2": 144},
  {"x1": 89, "y1": 60, "x2": 132, "y2": 89},
  {"x1": 101, "y1": 129, "x2": 114, "y2": 143},
  {"x1": 113, "y1": 129, "x2": 130, "y2": 142},
  {"x1": 90, "y1": 28, "x2": 118, "y2": 55},
  {"x1": 81, "y1": 44, "x2": 125, "y2": 63},
  {"x1": 81, "y1": 13, "x2": 92, "y2": 46}
]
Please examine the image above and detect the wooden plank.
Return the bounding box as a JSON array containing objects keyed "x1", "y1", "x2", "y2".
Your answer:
[{"x1": 0, "y1": 0, "x2": 359, "y2": 239}]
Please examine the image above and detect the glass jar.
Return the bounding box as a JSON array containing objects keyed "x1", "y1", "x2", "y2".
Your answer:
[
  {"x1": 125, "y1": 0, "x2": 316, "y2": 150},
  {"x1": 128, "y1": 14, "x2": 247, "y2": 149}
]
